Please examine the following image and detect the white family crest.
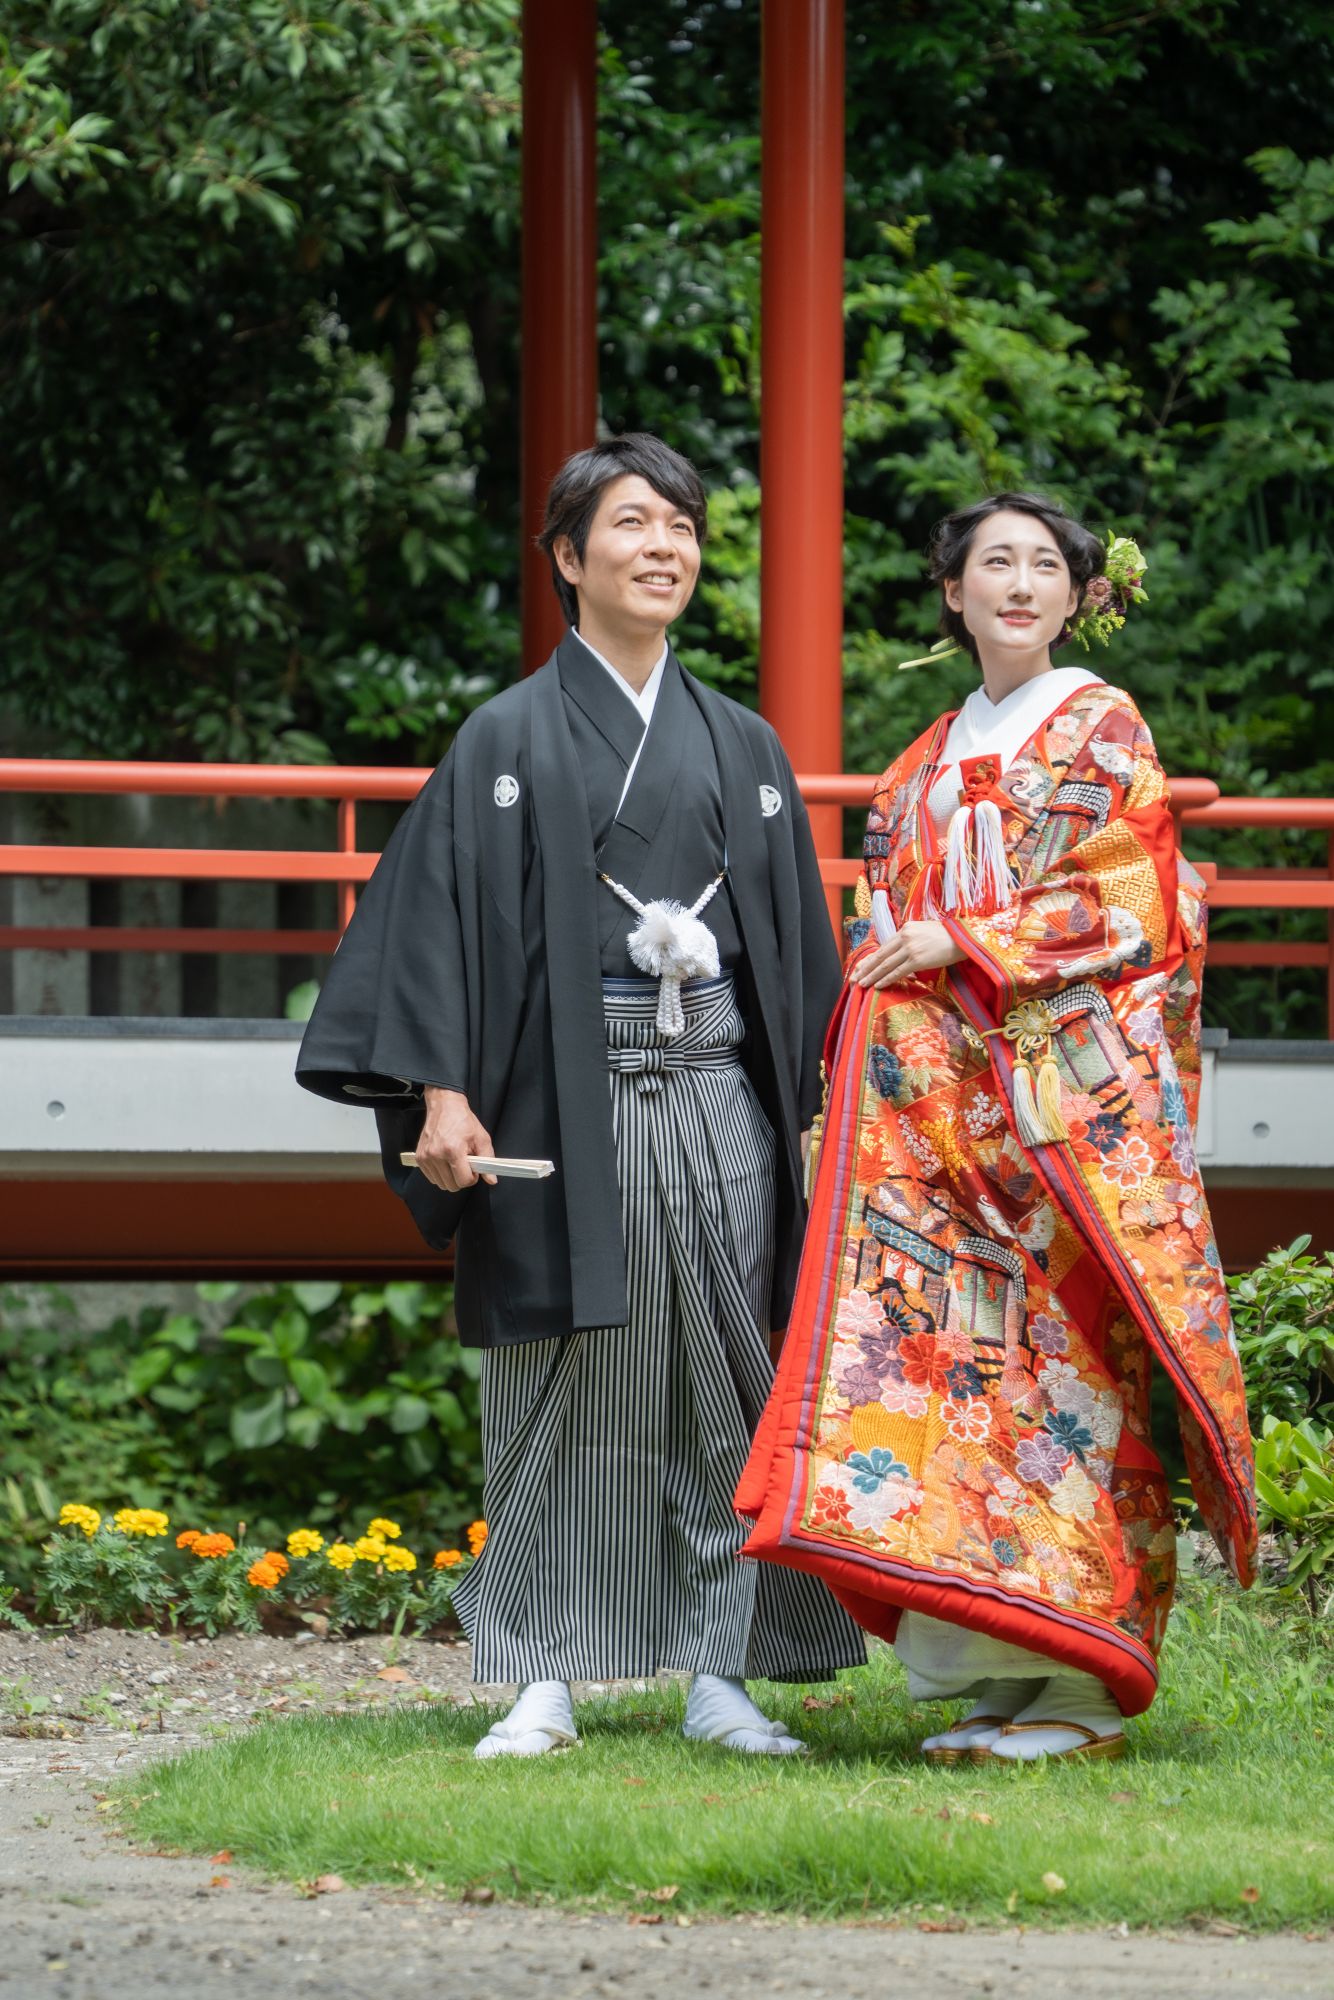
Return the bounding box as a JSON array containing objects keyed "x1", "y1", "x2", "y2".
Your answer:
[
  {"x1": 759, "y1": 784, "x2": 783, "y2": 818},
  {"x1": 493, "y1": 774, "x2": 520, "y2": 808}
]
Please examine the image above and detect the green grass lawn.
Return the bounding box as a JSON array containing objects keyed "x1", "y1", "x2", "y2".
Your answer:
[{"x1": 119, "y1": 1578, "x2": 1333, "y2": 1930}]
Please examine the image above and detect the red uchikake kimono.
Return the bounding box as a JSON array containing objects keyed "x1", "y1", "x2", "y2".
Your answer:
[{"x1": 736, "y1": 681, "x2": 1257, "y2": 1715}]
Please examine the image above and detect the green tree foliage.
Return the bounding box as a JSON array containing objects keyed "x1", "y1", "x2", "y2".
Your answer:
[
  {"x1": 1, "y1": 0, "x2": 520, "y2": 761},
  {"x1": 4, "y1": 3, "x2": 1333, "y2": 1020}
]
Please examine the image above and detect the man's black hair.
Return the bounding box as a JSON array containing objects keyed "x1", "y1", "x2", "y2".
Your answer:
[{"x1": 538, "y1": 433, "x2": 709, "y2": 628}]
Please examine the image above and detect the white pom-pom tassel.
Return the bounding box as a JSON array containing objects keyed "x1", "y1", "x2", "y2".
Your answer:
[
  {"x1": 972, "y1": 798, "x2": 1013, "y2": 910},
  {"x1": 626, "y1": 900, "x2": 720, "y2": 1038}
]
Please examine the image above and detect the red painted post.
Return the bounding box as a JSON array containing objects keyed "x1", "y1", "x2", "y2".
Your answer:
[
  {"x1": 520, "y1": 0, "x2": 598, "y2": 672},
  {"x1": 760, "y1": 0, "x2": 846, "y2": 910}
]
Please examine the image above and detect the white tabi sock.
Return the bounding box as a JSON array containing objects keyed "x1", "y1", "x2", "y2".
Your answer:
[
  {"x1": 473, "y1": 1680, "x2": 579, "y2": 1760},
  {"x1": 987, "y1": 1668, "x2": 1123, "y2": 1762},
  {"x1": 682, "y1": 1674, "x2": 807, "y2": 1756},
  {"x1": 919, "y1": 1675, "x2": 1032, "y2": 1757}
]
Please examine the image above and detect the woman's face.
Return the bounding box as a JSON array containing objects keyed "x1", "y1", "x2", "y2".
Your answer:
[
  {"x1": 555, "y1": 473, "x2": 701, "y2": 638},
  {"x1": 944, "y1": 508, "x2": 1080, "y2": 664}
]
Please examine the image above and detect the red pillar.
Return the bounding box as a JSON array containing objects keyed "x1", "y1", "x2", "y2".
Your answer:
[
  {"x1": 759, "y1": 0, "x2": 846, "y2": 883},
  {"x1": 521, "y1": 0, "x2": 599, "y2": 672}
]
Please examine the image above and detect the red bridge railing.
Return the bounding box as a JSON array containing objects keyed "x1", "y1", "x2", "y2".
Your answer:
[{"x1": 2, "y1": 760, "x2": 1332, "y2": 1027}]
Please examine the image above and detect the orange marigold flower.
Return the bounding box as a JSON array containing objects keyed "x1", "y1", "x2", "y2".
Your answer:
[
  {"x1": 466, "y1": 1519, "x2": 488, "y2": 1557},
  {"x1": 433, "y1": 1549, "x2": 463, "y2": 1570},
  {"x1": 262, "y1": 1550, "x2": 290, "y2": 1577},
  {"x1": 247, "y1": 1559, "x2": 281, "y2": 1590},
  {"x1": 192, "y1": 1533, "x2": 236, "y2": 1559},
  {"x1": 176, "y1": 1530, "x2": 203, "y2": 1550}
]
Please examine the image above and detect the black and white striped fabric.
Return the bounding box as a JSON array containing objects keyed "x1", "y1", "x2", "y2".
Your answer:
[{"x1": 452, "y1": 974, "x2": 865, "y2": 1686}]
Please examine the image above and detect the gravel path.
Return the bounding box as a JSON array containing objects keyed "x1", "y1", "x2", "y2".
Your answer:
[{"x1": 1, "y1": 1628, "x2": 1329, "y2": 2000}]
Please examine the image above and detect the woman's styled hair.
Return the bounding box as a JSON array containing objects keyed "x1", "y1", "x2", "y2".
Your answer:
[
  {"x1": 927, "y1": 491, "x2": 1105, "y2": 661},
  {"x1": 538, "y1": 432, "x2": 709, "y2": 628}
]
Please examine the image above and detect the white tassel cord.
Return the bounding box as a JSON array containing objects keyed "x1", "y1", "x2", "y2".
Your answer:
[
  {"x1": 942, "y1": 802, "x2": 1014, "y2": 916},
  {"x1": 601, "y1": 871, "x2": 724, "y2": 1038},
  {"x1": 871, "y1": 888, "x2": 897, "y2": 944},
  {"x1": 943, "y1": 805, "x2": 976, "y2": 914},
  {"x1": 972, "y1": 799, "x2": 1013, "y2": 910}
]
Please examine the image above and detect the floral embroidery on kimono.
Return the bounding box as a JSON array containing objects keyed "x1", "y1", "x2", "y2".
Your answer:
[{"x1": 736, "y1": 683, "x2": 1256, "y2": 1716}]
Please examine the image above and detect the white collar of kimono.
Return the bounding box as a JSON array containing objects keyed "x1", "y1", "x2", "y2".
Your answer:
[
  {"x1": 928, "y1": 666, "x2": 1104, "y2": 823},
  {"x1": 573, "y1": 628, "x2": 669, "y2": 726}
]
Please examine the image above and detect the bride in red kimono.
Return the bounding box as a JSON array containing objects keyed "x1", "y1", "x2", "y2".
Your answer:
[{"x1": 736, "y1": 492, "x2": 1257, "y2": 1763}]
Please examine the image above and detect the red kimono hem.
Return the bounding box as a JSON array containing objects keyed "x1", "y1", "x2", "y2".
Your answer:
[{"x1": 738, "y1": 1516, "x2": 1159, "y2": 1717}]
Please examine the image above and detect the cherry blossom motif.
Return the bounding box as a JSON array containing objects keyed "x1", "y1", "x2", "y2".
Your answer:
[
  {"x1": 835, "y1": 1289, "x2": 884, "y2": 1341},
  {"x1": 1103, "y1": 1135, "x2": 1155, "y2": 1190},
  {"x1": 941, "y1": 1394, "x2": 991, "y2": 1444},
  {"x1": 1038, "y1": 1357, "x2": 1083, "y2": 1395},
  {"x1": 1049, "y1": 1464, "x2": 1099, "y2": 1521},
  {"x1": 1016, "y1": 1433, "x2": 1071, "y2": 1487},
  {"x1": 809, "y1": 1469, "x2": 853, "y2": 1531},
  {"x1": 882, "y1": 1382, "x2": 930, "y2": 1419},
  {"x1": 898, "y1": 1332, "x2": 953, "y2": 1398},
  {"x1": 1127, "y1": 1004, "x2": 1164, "y2": 1050},
  {"x1": 846, "y1": 1474, "x2": 923, "y2": 1534},
  {"x1": 1029, "y1": 1313, "x2": 1069, "y2": 1356},
  {"x1": 836, "y1": 1361, "x2": 886, "y2": 1407},
  {"x1": 964, "y1": 1088, "x2": 1004, "y2": 1138}
]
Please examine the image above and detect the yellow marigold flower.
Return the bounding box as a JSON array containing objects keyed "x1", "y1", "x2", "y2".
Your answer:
[
  {"x1": 136, "y1": 1509, "x2": 170, "y2": 1537},
  {"x1": 176, "y1": 1529, "x2": 202, "y2": 1551},
  {"x1": 192, "y1": 1533, "x2": 236, "y2": 1560},
  {"x1": 367, "y1": 1517, "x2": 402, "y2": 1541},
  {"x1": 326, "y1": 1542, "x2": 356, "y2": 1571},
  {"x1": 352, "y1": 1534, "x2": 387, "y2": 1563},
  {"x1": 58, "y1": 1504, "x2": 100, "y2": 1538},
  {"x1": 382, "y1": 1546, "x2": 417, "y2": 1574},
  {"x1": 286, "y1": 1529, "x2": 324, "y2": 1559},
  {"x1": 247, "y1": 1559, "x2": 281, "y2": 1590},
  {"x1": 466, "y1": 1519, "x2": 488, "y2": 1557},
  {"x1": 433, "y1": 1549, "x2": 463, "y2": 1570}
]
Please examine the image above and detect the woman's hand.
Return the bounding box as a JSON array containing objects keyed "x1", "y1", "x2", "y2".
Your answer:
[
  {"x1": 415, "y1": 1087, "x2": 499, "y2": 1192},
  {"x1": 847, "y1": 919, "x2": 965, "y2": 991}
]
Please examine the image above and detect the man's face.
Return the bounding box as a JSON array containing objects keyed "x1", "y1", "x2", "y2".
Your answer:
[{"x1": 556, "y1": 474, "x2": 702, "y2": 636}]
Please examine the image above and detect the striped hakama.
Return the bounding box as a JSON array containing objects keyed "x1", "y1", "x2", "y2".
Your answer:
[{"x1": 451, "y1": 974, "x2": 866, "y2": 1685}]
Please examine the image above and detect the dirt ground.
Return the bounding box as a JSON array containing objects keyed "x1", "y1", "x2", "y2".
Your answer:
[{"x1": 1, "y1": 1627, "x2": 1329, "y2": 2000}]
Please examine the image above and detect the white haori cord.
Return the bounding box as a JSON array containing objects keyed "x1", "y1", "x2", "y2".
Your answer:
[{"x1": 600, "y1": 870, "x2": 726, "y2": 1038}]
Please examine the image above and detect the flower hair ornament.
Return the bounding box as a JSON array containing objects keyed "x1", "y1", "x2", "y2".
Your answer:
[{"x1": 896, "y1": 530, "x2": 1149, "y2": 671}]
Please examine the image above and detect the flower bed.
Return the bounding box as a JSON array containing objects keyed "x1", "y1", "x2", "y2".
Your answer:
[{"x1": 19, "y1": 1504, "x2": 488, "y2": 1637}]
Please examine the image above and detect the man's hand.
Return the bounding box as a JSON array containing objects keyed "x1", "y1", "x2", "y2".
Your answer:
[
  {"x1": 414, "y1": 1088, "x2": 499, "y2": 1192},
  {"x1": 847, "y1": 918, "x2": 965, "y2": 991}
]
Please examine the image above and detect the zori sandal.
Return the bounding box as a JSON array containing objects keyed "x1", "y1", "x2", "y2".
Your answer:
[
  {"x1": 972, "y1": 1719, "x2": 1126, "y2": 1765},
  {"x1": 920, "y1": 1715, "x2": 1009, "y2": 1766}
]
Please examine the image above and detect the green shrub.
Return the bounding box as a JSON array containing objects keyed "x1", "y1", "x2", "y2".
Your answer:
[{"x1": 1227, "y1": 1236, "x2": 1334, "y2": 1429}]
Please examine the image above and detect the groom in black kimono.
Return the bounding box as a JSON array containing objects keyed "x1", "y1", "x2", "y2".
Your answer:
[{"x1": 298, "y1": 433, "x2": 863, "y2": 1754}]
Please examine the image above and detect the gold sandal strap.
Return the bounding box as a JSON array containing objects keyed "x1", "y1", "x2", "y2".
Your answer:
[
  {"x1": 949, "y1": 1713, "x2": 1006, "y2": 1734},
  {"x1": 998, "y1": 1719, "x2": 1102, "y2": 1744}
]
